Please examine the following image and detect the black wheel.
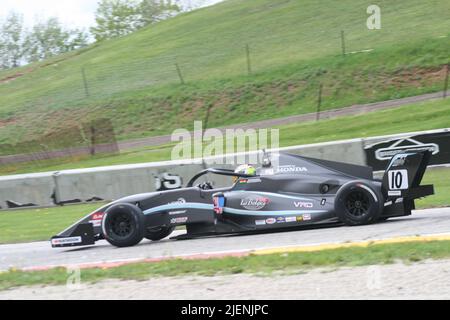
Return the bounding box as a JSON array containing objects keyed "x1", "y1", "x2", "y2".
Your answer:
[
  {"x1": 145, "y1": 226, "x2": 175, "y2": 241},
  {"x1": 335, "y1": 181, "x2": 383, "y2": 226},
  {"x1": 102, "y1": 203, "x2": 145, "y2": 247}
]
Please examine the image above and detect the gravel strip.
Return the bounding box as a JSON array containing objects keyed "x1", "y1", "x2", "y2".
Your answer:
[{"x1": 2, "y1": 259, "x2": 450, "y2": 300}]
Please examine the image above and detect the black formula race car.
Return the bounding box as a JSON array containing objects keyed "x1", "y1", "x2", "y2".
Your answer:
[{"x1": 51, "y1": 151, "x2": 434, "y2": 248}]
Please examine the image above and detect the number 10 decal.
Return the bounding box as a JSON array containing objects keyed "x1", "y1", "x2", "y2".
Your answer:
[{"x1": 388, "y1": 170, "x2": 408, "y2": 190}]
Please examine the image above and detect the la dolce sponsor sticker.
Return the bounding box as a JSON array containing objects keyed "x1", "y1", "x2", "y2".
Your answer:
[{"x1": 241, "y1": 196, "x2": 270, "y2": 210}]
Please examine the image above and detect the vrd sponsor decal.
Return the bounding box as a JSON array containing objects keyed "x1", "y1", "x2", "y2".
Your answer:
[{"x1": 294, "y1": 201, "x2": 313, "y2": 208}]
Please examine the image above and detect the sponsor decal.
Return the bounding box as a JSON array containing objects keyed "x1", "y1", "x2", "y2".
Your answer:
[
  {"x1": 391, "y1": 156, "x2": 406, "y2": 167},
  {"x1": 302, "y1": 214, "x2": 312, "y2": 221},
  {"x1": 89, "y1": 212, "x2": 104, "y2": 227},
  {"x1": 169, "y1": 198, "x2": 186, "y2": 205},
  {"x1": 294, "y1": 201, "x2": 314, "y2": 209},
  {"x1": 213, "y1": 195, "x2": 225, "y2": 214},
  {"x1": 388, "y1": 190, "x2": 402, "y2": 197},
  {"x1": 170, "y1": 217, "x2": 188, "y2": 224},
  {"x1": 296, "y1": 216, "x2": 304, "y2": 222},
  {"x1": 240, "y1": 196, "x2": 270, "y2": 210},
  {"x1": 266, "y1": 218, "x2": 276, "y2": 225},
  {"x1": 239, "y1": 178, "x2": 260, "y2": 184},
  {"x1": 277, "y1": 165, "x2": 308, "y2": 173},
  {"x1": 286, "y1": 217, "x2": 297, "y2": 223},
  {"x1": 89, "y1": 220, "x2": 102, "y2": 227},
  {"x1": 91, "y1": 213, "x2": 104, "y2": 220},
  {"x1": 255, "y1": 220, "x2": 266, "y2": 226},
  {"x1": 395, "y1": 198, "x2": 404, "y2": 204},
  {"x1": 169, "y1": 210, "x2": 187, "y2": 215},
  {"x1": 51, "y1": 237, "x2": 82, "y2": 245},
  {"x1": 388, "y1": 170, "x2": 409, "y2": 190},
  {"x1": 260, "y1": 168, "x2": 274, "y2": 176},
  {"x1": 320, "y1": 199, "x2": 326, "y2": 206},
  {"x1": 276, "y1": 217, "x2": 286, "y2": 223}
]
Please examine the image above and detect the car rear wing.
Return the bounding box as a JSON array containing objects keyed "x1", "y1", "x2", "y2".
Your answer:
[{"x1": 382, "y1": 150, "x2": 434, "y2": 202}]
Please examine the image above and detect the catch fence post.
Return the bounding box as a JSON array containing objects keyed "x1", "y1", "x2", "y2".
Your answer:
[
  {"x1": 341, "y1": 30, "x2": 346, "y2": 57},
  {"x1": 81, "y1": 67, "x2": 90, "y2": 97},
  {"x1": 246, "y1": 44, "x2": 252, "y2": 75},
  {"x1": 175, "y1": 62, "x2": 185, "y2": 85},
  {"x1": 444, "y1": 64, "x2": 449, "y2": 99},
  {"x1": 316, "y1": 83, "x2": 323, "y2": 121}
]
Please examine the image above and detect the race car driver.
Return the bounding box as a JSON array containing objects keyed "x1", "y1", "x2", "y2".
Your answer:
[{"x1": 233, "y1": 164, "x2": 257, "y2": 183}]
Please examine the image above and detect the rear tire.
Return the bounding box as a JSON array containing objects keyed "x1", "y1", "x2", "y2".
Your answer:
[
  {"x1": 102, "y1": 203, "x2": 145, "y2": 247},
  {"x1": 145, "y1": 226, "x2": 175, "y2": 241},
  {"x1": 335, "y1": 181, "x2": 383, "y2": 226}
]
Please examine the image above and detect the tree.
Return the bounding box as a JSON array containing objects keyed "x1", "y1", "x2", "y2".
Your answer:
[
  {"x1": 138, "y1": 0, "x2": 180, "y2": 25},
  {"x1": 0, "y1": 12, "x2": 25, "y2": 69},
  {"x1": 24, "y1": 17, "x2": 89, "y2": 63},
  {"x1": 90, "y1": 0, "x2": 142, "y2": 42},
  {"x1": 91, "y1": 0, "x2": 180, "y2": 42}
]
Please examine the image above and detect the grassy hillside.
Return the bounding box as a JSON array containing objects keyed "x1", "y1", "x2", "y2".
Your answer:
[{"x1": 0, "y1": 0, "x2": 449, "y2": 146}]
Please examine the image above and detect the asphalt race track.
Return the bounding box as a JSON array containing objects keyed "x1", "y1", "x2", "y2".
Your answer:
[{"x1": 1, "y1": 208, "x2": 450, "y2": 271}]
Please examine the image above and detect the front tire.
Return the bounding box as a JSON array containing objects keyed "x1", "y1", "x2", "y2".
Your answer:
[
  {"x1": 335, "y1": 181, "x2": 383, "y2": 226},
  {"x1": 102, "y1": 203, "x2": 145, "y2": 247},
  {"x1": 145, "y1": 226, "x2": 175, "y2": 241}
]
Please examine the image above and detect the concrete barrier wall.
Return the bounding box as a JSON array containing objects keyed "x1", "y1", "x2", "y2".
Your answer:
[
  {"x1": 0, "y1": 128, "x2": 447, "y2": 210},
  {"x1": 0, "y1": 173, "x2": 55, "y2": 208}
]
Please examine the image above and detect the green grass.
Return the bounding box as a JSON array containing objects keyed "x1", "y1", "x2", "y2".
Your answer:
[
  {"x1": 0, "y1": 204, "x2": 101, "y2": 244},
  {"x1": 0, "y1": 165, "x2": 448, "y2": 245},
  {"x1": 0, "y1": 0, "x2": 449, "y2": 148},
  {"x1": 417, "y1": 167, "x2": 450, "y2": 209},
  {"x1": 2, "y1": 240, "x2": 450, "y2": 291},
  {"x1": 2, "y1": 97, "x2": 448, "y2": 175}
]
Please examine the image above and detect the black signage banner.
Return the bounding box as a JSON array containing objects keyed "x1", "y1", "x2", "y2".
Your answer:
[{"x1": 364, "y1": 130, "x2": 450, "y2": 171}]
